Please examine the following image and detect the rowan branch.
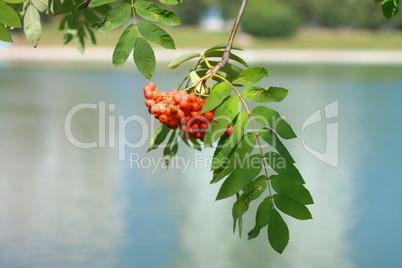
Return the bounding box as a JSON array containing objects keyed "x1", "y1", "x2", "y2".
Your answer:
[{"x1": 211, "y1": 0, "x2": 248, "y2": 74}]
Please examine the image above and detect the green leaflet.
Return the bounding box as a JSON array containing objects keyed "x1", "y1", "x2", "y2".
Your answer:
[
  {"x1": 233, "y1": 67, "x2": 268, "y2": 86},
  {"x1": 243, "y1": 86, "x2": 288, "y2": 103},
  {"x1": 212, "y1": 132, "x2": 256, "y2": 183},
  {"x1": 381, "y1": 0, "x2": 399, "y2": 18},
  {"x1": 273, "y1": 194, "x2": 312, "y2": 220},
  {"x1": 159, "y1": 0, "x2": 183, "y2": 5},
  {"x1": 134, "y1": 37, "x2": 156, "y2": 80},
  {"x1": 166, "y1": 53, "x2": 201, "y2": 69},
  {"x1": 89, "y1": 3, "x2": 131, "y2": 32},
  {"x1": 148, "y1": 124, "x2": 171, "y2": 152},
  {"x1": 32, "y1": 0, "x2": 47, "y2": 12},
  {"x1": 252, "y1": 106, "x2": 297, "y2": 140},
  {"x1": 268, "y1": 209, "x2": 289, "y2": 254},
  {"x1": 258, "y1": 128, "x2": 295, "y2": 164},
  {"x1": 23, "y1": 4, "x2": 41, "y2": 47},
  {"x1": 204, "y1": 95, "x2": 241, "y2": 146},
  {"x1": 215, "y1": 154, "x2": 262, "y2": 200},
  {"x1": 199, "y1": 61, "x2": 243, "y2": 82},
  {"x1": 211, "y1": 111, "x2": 250, "y2": 170},
  {"x1": 203, "y1": 43, "x2": 243, "y2": 55},
  {"x1": 0, "y1": 0, "x2": 22, "y2": 27},
  {"x1": 113, "y1": 23, "x2": 137, "y2": 67},
  {"x1": 0, "y1": 23, "x2": 12, "y2": 42},
  {"x1": 134, "y1": 1, "x2": 181, "y2": 26},
  {"x1": 248, "y1": 196, "x2": 274, "y2": 240},
  {"x1": 232, "y1": 175, "x2": 267, "y2": 224},
  {"x1": 90, "y1": 0, "x2": 117, "y2": 8},
  {"x1": 138, "y1": 21, "x2": 175, "y2": 49},
  {"x1": 270, "y1": 175, "x2": 313, "y2": 205},
  {"x1": 203, "y1": 50, "x2": 248, "y2": 67},
  {"x1": 163, "y1": 130, "x2": 178, "y2": 166},
  {"x1": 265, "y1": 152, "x2": 305, "y2": 184},
  {"x1": 201, "y1": 82, "x2": 232, "y2": 113}
]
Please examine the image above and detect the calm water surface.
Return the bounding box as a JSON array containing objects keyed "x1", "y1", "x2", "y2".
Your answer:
[{"x1": 0, "y1": 63, "x2": 401, "y2": 268}]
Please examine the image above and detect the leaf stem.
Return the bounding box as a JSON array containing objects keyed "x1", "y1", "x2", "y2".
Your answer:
[
  {"x1": 212, "y1": 74, "x2": 274, "y2": 198},
  {"x1": 130, "y1": 0, "x2": 136, "y2": 23},
  {"x1": 211, "y1": 0, "x2": 248, "y2": 74}
]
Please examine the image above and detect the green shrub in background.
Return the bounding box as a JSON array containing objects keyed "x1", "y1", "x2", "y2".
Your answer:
[{"x1": 241, "y1": 0, "x2": 300, "y2": 37}]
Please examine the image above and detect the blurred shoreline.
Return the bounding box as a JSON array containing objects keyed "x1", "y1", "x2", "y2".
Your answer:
[{"x1": 1, "y1": 46, "x2": 402, "y2": 65}]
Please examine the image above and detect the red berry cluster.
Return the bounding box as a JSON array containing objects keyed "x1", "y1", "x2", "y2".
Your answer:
[{"x1": 143, "y1": 82, "x2": 233, "y2": 141}]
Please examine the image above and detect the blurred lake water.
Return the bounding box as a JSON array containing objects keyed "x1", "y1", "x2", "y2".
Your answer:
[{"x1": 0, "y1": 63, "x2": 402, "y2": 268}]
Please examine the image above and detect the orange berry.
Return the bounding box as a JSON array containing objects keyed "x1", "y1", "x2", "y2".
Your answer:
[
  {"x1": 144, "y1": 89, "x2": 153, "y2": 99},
  {"x1": 179, "y1": 99, "x2": 188, "y2": 108},
  {"x1": 145, "y1": 99, "x2": 155, "y2": 107},
  {"x1": 159, "y1": 114, "x2": 168, "y2": 124},
  {"x1": 204, "y1": 111, "x2": 214, "y2": 121},
  {"x1": 173, "y1": 94, "x2": 182, "y2": 103},
  {"x1": 191, "y1": 111, "x2": 200, "y2": 117},
  {"x1": 148, "y1": 82, "x2": 156, "y2": 88},
  {"x1": 175, "y1": 110, "x2": 185, "y2": 119},
  {"x1": 188, "y1": 94, "x2": 197, "y2": 102}
]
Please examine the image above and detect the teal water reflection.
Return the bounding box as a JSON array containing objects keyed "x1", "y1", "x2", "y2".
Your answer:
[{"x1": 0, "y1": 64, "x2": 401, "y2": 268}]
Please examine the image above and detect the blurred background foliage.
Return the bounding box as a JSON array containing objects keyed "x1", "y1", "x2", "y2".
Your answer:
[{"x1": 171, "y1": 0, "x2": 402, "y2": 37}]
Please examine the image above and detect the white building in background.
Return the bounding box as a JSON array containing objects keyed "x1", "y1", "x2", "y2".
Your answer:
[{"x1": 199, "y1": 6, "x2": 225, "y2": 32}]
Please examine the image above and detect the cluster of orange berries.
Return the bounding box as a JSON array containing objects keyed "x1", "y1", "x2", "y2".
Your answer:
[{"x1": 143, "y1": 82, "x2": 233, "y2": 141}]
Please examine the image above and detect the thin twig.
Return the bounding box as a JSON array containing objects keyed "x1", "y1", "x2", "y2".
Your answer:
[{"x1": 211, "y1": 0, "x2": 248, "y2": 74}]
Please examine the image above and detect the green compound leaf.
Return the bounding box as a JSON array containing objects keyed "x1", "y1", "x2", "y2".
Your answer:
[
  {"x1": 0, "y1": 23, "x2": 12, "y2": 42},
  {"x1": 113, "y1": 23, "x2": 137, "y2": 67},
  {"x1": 381, "y1": 0, "x2": 399, "y2": 18},
  {"x1": 89, "y1": 3, "x2": 131, "y2": 32},
  {"x1": 252, "y1": 106, "x2": 297, "y2": 140},
  {"x1": 159, "y1": 0, "x2": 183, "y2": 5},
  {"x1": 163, "y1": 130, "x2": 178, "y2": 166},
  {"x1": 204, "y1": 95, "x2": 241, "y2": 146},
  {"x1": 212, "y1": 111, "x2": 250, "y2": 170},
  {"x1": 134, "y1": 1, "x2": 181, "y2": 26},
  {"x1": 268, "y1": 209, "x2": 289, "y2": 254},
  {"x1": 201, "y1": 82, "x2": 232, "y2": 113},
  {"x1": 243, "y1": 86, "x2": 288, "y2": 103},
  {"x1": 148, "y1": 124, "x2": 171, "y2": 152},
  {"x1": 204, "y1": 50, "x2": 248, "y2": 67},
  {"x1": 138, "y1": 21, "x2": 175, "y2": 49},
  {"x1": 0, "y1": 0, "x2": 22, "y2": 27},
  {"x1": 166, "y1": 53, "x2": 200, "y2": 69},
  {"x1": 23, "y1": 4, "x2": 41, "y2": 47},
  {"x1": 258, "y1": 128, "x2": 295, "y2": 164},
  {"x1": 133, "y1": 37, "x2": 156, "y2": 80},
  {"x1": 212, "y1": 132, "x2": 256, "y2": 183},
  {"x1": 216, "y1": 154, "x2": 262, "y2": 200},
  {"x1": 248, "y1": 197, "x2": 274, "y2": 240},
  {"x1": 273, "y1": 194, "x2": 312, "y2": 220},
  {"x1": 90, "y1": 0, "x2": 117, "y2": 8},
  {"x1": 270, "y1": 175, "x2": 314, "y2": 205},
  {"x1": 233, "y1": 67, "x2": 268, "y2": 86},
  {"x1": 265, "y1": 152, "x2": 305, "y2": 184}
]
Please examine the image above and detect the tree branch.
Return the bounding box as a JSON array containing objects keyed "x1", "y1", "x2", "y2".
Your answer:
[{"x1": 211, "y1": 0, "x2": 248, "y2": 74}]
